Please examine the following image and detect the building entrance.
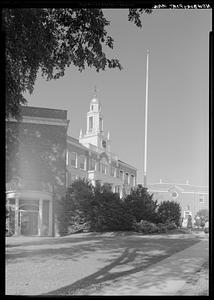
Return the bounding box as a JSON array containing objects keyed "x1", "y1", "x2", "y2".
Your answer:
[{"x1": 20, "y1": 210, "x2": 39, "y2": 235}]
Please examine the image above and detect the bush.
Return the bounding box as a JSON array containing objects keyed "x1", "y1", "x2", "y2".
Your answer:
[
  {"x1": 133, "y1": 220, "x2": 159, "y2": 234},
  {"x1": 124, "y1": 185, "x2": 159, "y2": 223},
  {"x1": 57, "y1": 178, "x2": 135, "y2": 235},
  {"x1": 196, "y1": 209, "x2": 209, "y2": 220},
  {"x1": 165, "y1": 221, "x2": 177, "y2": 231},
  {"x1": 157, "y1": 200, "x2": 181, "y2": 226},
  {"x1": 91, "y1": 189, "x2": 134, "y2": 231}
]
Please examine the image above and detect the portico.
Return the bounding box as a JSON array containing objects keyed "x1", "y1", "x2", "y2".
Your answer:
[{"x1": 6, "y1": 190, "x2": 53, "y2": 237}]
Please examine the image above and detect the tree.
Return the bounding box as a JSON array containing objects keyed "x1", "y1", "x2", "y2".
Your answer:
[
  {"x1": 124, "y1": 185, "x2": 159, "y2": 223},
  {"x1": 157, "y1": 200, "x2": 181, "y2": 226},
  {"x1": 57, "y1": 178, "x2": 95, "y2": 235},
  {"x1": 57, "y1": 178, "x2": 134, "y2": 235},
  {"x1": 3, "y1": 8, "x2": 152, "y2": 120},
  {"x1": 196, "y1": 209, "x2": 209, "y2": 220}
]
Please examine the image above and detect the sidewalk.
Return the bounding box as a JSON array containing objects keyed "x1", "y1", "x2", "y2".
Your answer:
[{"x1": 89, "y1": 238, "x2": 209, "y2": 295}]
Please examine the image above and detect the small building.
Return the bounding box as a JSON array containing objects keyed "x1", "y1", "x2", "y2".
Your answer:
[{"x1": 148, "y1": 180, "x2": 208, "y2": 220}]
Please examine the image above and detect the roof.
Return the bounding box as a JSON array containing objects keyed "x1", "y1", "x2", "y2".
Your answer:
[
  {"x1": 148, "y1": 182, "x2": 208, "y2": 194},
  {"x1": 21, "y1": 106, "x2": 67, "y2": 120}
]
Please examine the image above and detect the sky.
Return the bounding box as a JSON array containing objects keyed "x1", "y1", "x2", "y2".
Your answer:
[{"x1": 23, "y1": 9, "x2": 211, "y2": 186}]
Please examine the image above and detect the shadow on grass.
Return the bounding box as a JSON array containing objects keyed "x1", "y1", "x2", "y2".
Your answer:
[
  {"x1": 43, "y1": 244, "x2": 205, "y2": 296},
  {"x1": 6, "y1": 233, "x2": 200, "y2": 265}
]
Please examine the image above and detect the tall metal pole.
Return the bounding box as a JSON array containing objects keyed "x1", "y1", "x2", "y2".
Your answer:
[{"x1": 144, "y1": 50, "x2": 149, "y2": 188}]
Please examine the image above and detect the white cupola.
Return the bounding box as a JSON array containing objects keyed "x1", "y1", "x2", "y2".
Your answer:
[{"x1": 79, "y1": 88, "x2": 111, "y2": 153}]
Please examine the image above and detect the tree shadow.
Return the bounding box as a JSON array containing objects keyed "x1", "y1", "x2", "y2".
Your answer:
[
  {"x1": 6, "y1": 233, "x2": 200, "y2": 265},
  {"x1": 43, "y1": 247, "x2": 170, "y2": 295}
]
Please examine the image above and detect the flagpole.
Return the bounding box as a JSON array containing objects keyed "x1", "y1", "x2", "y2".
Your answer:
[{"x1": 144, "y1": 49, "x2": 149, "y2": 188}]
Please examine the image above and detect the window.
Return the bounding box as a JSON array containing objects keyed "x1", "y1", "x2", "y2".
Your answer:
[
  {"x1": 89, "y1": 116, "x2": 93, "y2": 131},
  {"x1": 120, "y1": 170, "x2": 124, "y2": 181},
  {"x1": 171, "y1": 191, "x2": 178, "y2": 199},
  {"x1": 70, "y1": 152, "x2": 77, "y2": 167},
  {"x1": 110, "y1": 166, "x2": 116, "y2": 177},
  {"x1": 115, "y1": 185, "x2": 120, "y2": 194},
  {"x1": 99, "y1": 117, "x2": 103, "y2": 131},
  {"x1": 124, "y1": 173, "x2": 129, "y2": 184},
  {"x1": 79, "y1": 155, "x2": 86, "y2": 170},
  {"x1": 89, "y1": 159, "x2": 96, "y2": 171},
  {"x1": 101, "y1": 163, "x2": 106, "y2": 174},
  {"x1": 130, "y1": 175, "x2": 135, "y2": 186},
  {"x1": 199, "y1": 195, "x2": 205, "y2": 203},
  {"x1": 91, "y1": 105, "x2": 94, "y2": 111}
]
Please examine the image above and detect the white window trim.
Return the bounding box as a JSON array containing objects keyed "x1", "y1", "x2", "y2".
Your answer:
[
  {"x1": 199, "y1": 195, "x2": 205, "y2": 203},
  {"x1": 79, "y1": 155, "x2": 86, "y2": 170}
]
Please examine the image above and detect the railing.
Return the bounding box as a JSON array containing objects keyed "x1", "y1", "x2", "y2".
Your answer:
[{"x1": 88, "y1": 143, "x2": 118, "y2": 161}]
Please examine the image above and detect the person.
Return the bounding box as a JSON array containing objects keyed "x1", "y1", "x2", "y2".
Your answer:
[
  {"x1": 204, "y1": 219, "x2": 209, "y2": 233},
  {"x1": 187, "y1": 215, "x2": 193, "y2": 232},
  {"x1": 195, "y1": 215, "x2": 201, "y2": 230}
]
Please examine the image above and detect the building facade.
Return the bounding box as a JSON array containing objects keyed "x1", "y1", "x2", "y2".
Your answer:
[
  {"x1": 148, "y1": 180, "x2": 208, "y2": 220},
  {"x1": 6, "y1": 94, "x2": 137, "y2": 237},
  {"x1": 66, "y1": 95, "x2": 137, "y2": 198},
  {"x1": 6, "y1": 106, "x2": 69, "y2": 237}
]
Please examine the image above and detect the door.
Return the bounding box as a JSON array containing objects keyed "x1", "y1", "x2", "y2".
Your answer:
[{"x1": 20, "y1": 210, "x2": 38, "y2": 235}]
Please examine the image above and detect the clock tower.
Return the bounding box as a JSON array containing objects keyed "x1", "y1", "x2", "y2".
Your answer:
[{"x1": 79, "y1": 90, "x2": 110, "y2": 152}]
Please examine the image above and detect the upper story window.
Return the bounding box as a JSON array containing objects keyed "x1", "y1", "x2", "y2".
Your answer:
[
  {"x1": 120, "y1": 170, "x2": 123, "y2": 180},
  {"x1": 89, "y1": 116, "x2": 93, "y2": 131},
  {"x1": 111, "y1": 166, "x2": 116, "y2": 177},
  {"x1": 91, "y1": 105, "x2": 94, "y2": 111},
  {"x1": 124, "y1": 172, "x2": 129, "y2": 185},
  {"x1": 130, "y1": 175, "x2": 135, "y2": 186},
  {"x1": 199, "y1": 194, "x2": 205, "y2": 203},
  {"x1": 100, "y1": 158, "x2": 107, "y2": 174},
  {"x1": 89, "y1": 159, "x2": 96, "y2": 171},
  {"x1": 70, "y1": 152, "x2": 77, "y2": 168},
  {"x1": 79, "y1": 155, "x2": 86, "y2": 170}
]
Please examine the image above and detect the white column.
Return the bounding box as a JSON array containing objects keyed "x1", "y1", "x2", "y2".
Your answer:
[
  {"x1": 38, "y1": 199, "x2": 43, "y2": 236},
  {"x1": 48, "y1": 199, "x2": 53, "y2": 236},
  {"x1": 14, "y1": 197, "x2": 19, "y2": 236}
]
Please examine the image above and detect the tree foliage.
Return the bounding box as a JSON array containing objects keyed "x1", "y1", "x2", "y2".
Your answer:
[
  {"x1": 196, "y1": 208, "x2": 209, "y2": 220},
  {"x1": 3, "y1": 8, "x2": 152, "y2": 120},
  {"x1": 123, "y1": 185, "x2": 159, "y2": 223},
  {"x1": 57, "y1": 178, "x2": 134, "y2": 235},
  {"x1": 157, "y1": 200, "x2": 181, "y2": 226}
]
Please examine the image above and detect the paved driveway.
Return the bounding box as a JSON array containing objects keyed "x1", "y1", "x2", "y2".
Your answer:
[{"x1": 5, "y1": 231, "x2": 207, "y2": 295}]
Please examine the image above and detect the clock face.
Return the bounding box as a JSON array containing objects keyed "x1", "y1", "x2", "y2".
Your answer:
[{"x1": 102, "y1": 140, "x2": 106, "y2": 148}]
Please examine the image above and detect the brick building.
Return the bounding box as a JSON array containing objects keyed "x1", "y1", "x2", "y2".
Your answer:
[
  {"x1": 6, "y1": 94, "x2": 137, "y2": 237},
  {"x1": 148, "y1": 180, "x2": 208, "y2": 220}
]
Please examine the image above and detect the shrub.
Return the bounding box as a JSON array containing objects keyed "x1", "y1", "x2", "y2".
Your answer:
[
  {"x1": 157, "y1": 200, "x2": 181, "y2": 226},
  {"x1": 133, "y1": 220, "x2": 159, "y2": 234},
  {"x1": 91, "y1": 189, "x2": 134, "y2": 231},
  {"x1": 124, "y1": 185, "x2": 159, "y2": 223},
  {"x1": 165, "y1": 221, "x2": 177, "y2": 231},
  {"x1": 196, "y1": 209, "x2": 209, "y2": 220},
  {"x1": 57, "y1": 178, "x2": 135, "y2": 235}
]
